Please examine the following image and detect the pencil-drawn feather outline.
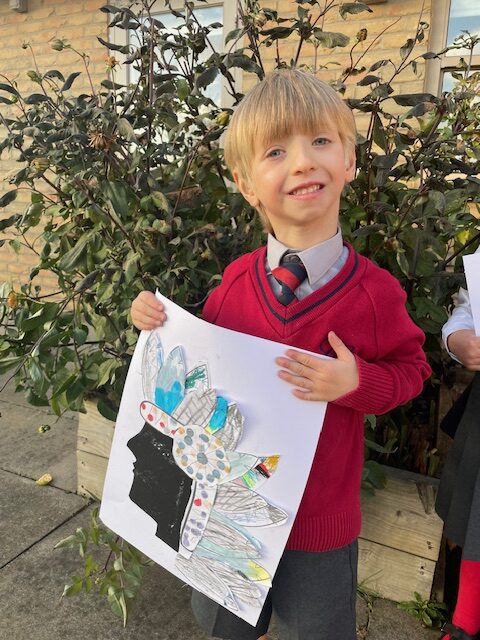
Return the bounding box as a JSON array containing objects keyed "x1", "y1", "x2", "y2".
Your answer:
[{"x1": 133, "y1": 331, "x2": 288, "y2": 614}]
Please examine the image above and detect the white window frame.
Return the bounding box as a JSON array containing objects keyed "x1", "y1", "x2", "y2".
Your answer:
[
  {"x1": 109, "y1": 0, "x2": 240, "y2": 106},
  {"x1": 425, "y1": 0, "x2": 480, "y2": 95}
]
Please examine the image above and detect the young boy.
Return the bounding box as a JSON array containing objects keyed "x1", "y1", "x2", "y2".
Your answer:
[{"x1": 130, "y1": 69, "x2": 431, "y2": 640}]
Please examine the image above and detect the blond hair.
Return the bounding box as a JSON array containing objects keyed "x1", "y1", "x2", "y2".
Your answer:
[{"x1": 224, "y1": 69, "x2": 357, "y2": 231}]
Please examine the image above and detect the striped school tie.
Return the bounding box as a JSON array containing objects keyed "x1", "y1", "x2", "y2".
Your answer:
[{"x1": 272, "y1": 254, "x2": 307, "y2": 305}]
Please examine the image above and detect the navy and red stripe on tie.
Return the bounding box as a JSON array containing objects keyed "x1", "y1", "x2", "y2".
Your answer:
[{"x1": 272, "y1": 256, "x2": 307, "y2": 305}]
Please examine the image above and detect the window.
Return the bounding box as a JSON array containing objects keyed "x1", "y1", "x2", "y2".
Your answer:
[
  {"x1": 110, "y1": 0, "x2": 238, "y2": 106},
  {"x1": 426, "y1": 0, "x2": 480, "y2": 95}
]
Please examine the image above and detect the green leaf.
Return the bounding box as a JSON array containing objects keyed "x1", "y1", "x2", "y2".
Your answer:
[
  {"x1": 124, "y1": 253, "x2": 139, "y2": 282},
  {"x1": 43, "y1": 69, "x2": 65, "y2": 82},
  {"x1": 117, "y1": 117, "x2": 137, "y2": 142},
  {"x1": 21, "y1": 303, "x2": 59, "y2": 332},
  {"x1": 372, "y1": 114, "x2": 388, "y2": 152},
  {"x1": 364, "y1": 438, "x2": 396, "y2": 454},
  {"x1": 104, "y1": 182, "x2": 130, "y2": 219},
  {"x1": 400, "y1": 38, "x2": 414, "y2": 60},
  {"x1": 24, "y1": 93, "x2": 51, "y2": 104},
  {"x1": 61, "y1": 72, "x2": 81, "y2": 92},
  {"x1": 313, "y1": 30, "x2": 350, "y2": 48},
  {"x1": 225, "y1": 27, "x2": 244, "y2": 45},
  {"x1": 55, "y1": 534, "x2": 79, "y2": 549},
  {"x1": 0, "y1": 190, "x2": 18, "y2": 208},
  {"x1": 57, "y1": 233, "x2": 93, "y2": 271},
  {"x1": 396, "y1": 251, "x2": 410, "y2": 276},
  {"x1": 101, "y1": 79, "x2": 127, "y2": 90},
  {"x1": 195, "y1": 66, "x2": 219, "y2": 89},
  {"x1": 100, "y1": 4, "x2": 124, "y2": 13},
  {"x1": 97, "y1": 397, "x2": 118, "y2": 422},
  {"x1": 73, "y1": 327, "x2": 88, "y2": 345},
  {"x1": 225, "y1": 53, "x2": 262, "y2": 75},
  {"x1": 357, "y1": 75, "x2": 380, "y2": 86},
  {"x1": 0, "y1": 214, "x2": 20, "y2": 230},
  {"x1": 363, "y1": 460, "x2": 386, "y2": 490},
  {"x1": 97, "y1": 35, "x2": 130, "y2": 54},
  {"x1": 97, "y1": 358, "x2": 120, "y2": 387},
  {"x1": 393, "y1": 93, "x2": 437, "y2": 106},
  {"x1": 428, "y1": 190, "x2": 446, "y2": 215},
  {"x1": 52, "y1": 374, "x2": 78, "y2": 399},
  {"x1": 62, "y1": 581, "x2": 83, "y2": 597},
  {"x1": 0, "y1": 356, "x2": 24, "y2": 374},
  {"x1": 339, "y1": 2, "x2": 373, "y2": 19},
  {"x1": 260, "y1": 26, "x2": 292, "y2": 38},
  {"x1": 368, "y1": 59, "x2": 391, "y2": 72},
  {"x1": 109, "y1": 591, "x2": 128, "y2": 626},
  {"x1": 0, "y1": 82, "x2": 20, "y2": 96}
]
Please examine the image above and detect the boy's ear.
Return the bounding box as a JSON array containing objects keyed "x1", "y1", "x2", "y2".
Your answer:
[
  {"x1": 233, "y1": 169, "x2": 260, "y2": 208},
  {"x1": 344, "y1": 147, "x2": 356, "y2": 184}
]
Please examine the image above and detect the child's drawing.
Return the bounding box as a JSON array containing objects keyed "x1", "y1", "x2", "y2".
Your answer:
[
  {"x1": 128, "y1": 331, "x2": 287, "y2": 611},
  {"x1": 100, "y1": 292, "x2": 327, "y2": 626}
]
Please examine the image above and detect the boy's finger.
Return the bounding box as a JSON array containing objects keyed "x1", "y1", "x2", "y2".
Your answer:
[
  {"x1": 327, "y1": 331, "x2": 353, "y2": 360},
  {"x1": 281, "y1": 350, "x2": 324, "y2": 371},
  {"x1": 277, "y1": 368, "x2": 312, "y2": 389}
]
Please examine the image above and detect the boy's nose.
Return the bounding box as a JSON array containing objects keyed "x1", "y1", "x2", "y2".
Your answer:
[{"x1": 291, "y1": 147, "x2": 316, "y2": 173}]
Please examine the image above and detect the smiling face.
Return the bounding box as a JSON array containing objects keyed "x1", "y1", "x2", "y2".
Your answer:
[
  {"x1": 234, "y1": 128, "x2": 356, "y2": 248},
  {"x1": 224, "y1": 70, "x2": 357, "y2": 246}
]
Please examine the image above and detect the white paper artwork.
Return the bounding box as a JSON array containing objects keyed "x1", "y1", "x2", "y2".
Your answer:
[
  {"x1": 100, "y1": 292, "x2": 327, "y2": 625},
  {"x1": 464, "y1": 252, "x2": 480, "y2": 336}
]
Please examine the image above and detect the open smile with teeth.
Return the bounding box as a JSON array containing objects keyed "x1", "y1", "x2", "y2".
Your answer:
[{"x1": 290, "y1": 184, "x2": 324, "y2": 196}]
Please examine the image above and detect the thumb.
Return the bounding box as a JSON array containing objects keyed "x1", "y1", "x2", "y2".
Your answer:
[{"x1": 328, "y1": 331, "x2": 353, "y2": 360}]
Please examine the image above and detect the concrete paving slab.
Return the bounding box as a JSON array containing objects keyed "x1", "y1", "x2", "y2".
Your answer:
[
  {"x1": 0, "y1": 393, "x2": 78, "y2": 493},
  {"x1": 366, "y1": 597, "x2": 439, "y2": 640},
  {"x1": 0, "y1": 469, "x2": 86, "y2": 567},
  {"x1": 0, "y1": 504, "x2": 220, "y2": 640}
]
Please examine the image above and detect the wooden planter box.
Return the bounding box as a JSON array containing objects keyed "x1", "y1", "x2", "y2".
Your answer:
[
  {"x1": 78, "y1": 402, "x2": 443, "y2": 602},
  {"x1": 358, "y1": 466, "x2": 443, "y2": 602},
  {"x1": 77, "y1": 400, "x2": 115, "y2": 500}
]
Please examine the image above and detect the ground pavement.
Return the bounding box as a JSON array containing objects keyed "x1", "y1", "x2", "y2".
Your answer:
[{"x1": 0, "y1": 379, "x2": 441, "y2": 640}]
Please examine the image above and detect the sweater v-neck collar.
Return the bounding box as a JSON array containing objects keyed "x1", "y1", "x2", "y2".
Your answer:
[{"x1": 250, "y1": 242, "x2": 361, "y2": 336}]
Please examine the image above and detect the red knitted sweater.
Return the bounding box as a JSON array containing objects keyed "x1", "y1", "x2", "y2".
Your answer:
[{"x1": 203, "y1": 244, "x2": 431, "y2": 552}]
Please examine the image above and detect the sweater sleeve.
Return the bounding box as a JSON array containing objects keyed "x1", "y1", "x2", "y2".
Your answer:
[{"x1": 334, "y1": 270, "x2": 431, "y2": 415}]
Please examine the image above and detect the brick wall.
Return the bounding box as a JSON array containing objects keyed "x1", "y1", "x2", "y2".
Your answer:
[
  {"x1": 0, "y1": 0, "x2": 108, "y2": 290},
  {"x1": 254, "y1": 0, "x2": 433, "y2": 132}
]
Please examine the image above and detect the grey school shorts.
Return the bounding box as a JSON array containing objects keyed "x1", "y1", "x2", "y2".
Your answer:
[{"x1": 191, "y1": 540, "x2": 358, "y2": 640}]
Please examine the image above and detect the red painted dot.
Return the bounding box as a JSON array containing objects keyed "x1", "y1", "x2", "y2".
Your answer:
[
  {"x1": 194, "y1": 499, "x2": 202, "y2": 506},
  {"x1": 147, "y1": 413, "x2": 154, "y2": 422},
  {"x1": 141, "y1": 402, "x2": 146, "y2": 410},
  {"x1": 159, "y1": 421, "x2": 165, "y2": 428}
]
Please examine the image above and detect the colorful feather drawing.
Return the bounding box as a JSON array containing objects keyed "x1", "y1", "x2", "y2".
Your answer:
[{"x1": 127, "y1": 332, "x2": 288, "y2": 614}]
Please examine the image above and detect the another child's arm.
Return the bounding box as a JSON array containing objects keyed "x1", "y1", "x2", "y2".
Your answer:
[
  {"x1": 130, "y1": 291, "x2": 167, "y2": 330},
  {"x1": 446, "y1": 330, "x2": 480, "y2": 371},
  {"x1": 442, "y1": 284, "x2": 480, "y2": 370}
]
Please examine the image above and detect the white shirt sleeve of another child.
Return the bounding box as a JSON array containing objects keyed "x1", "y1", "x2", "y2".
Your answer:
[{"x1": 442, "y1": 286, "x2": 474, "y2": 363}]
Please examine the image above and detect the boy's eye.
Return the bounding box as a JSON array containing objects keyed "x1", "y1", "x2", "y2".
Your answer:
[
  {"x1": 313, "y1": 137, "x2": 329, "y2": 146},
  {"x1": 266, "y1": 148, "x2": 283, "y2": 158}
]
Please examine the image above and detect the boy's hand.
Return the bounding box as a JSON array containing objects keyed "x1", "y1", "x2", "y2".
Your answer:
[
  {"x1": 447, "y1": 329, "x2": 480, "y2": 370},
  {"x1": 130, "y1": 291, "x2": 166, "y2": 330},
  {"x1": 275, "y1": 331, "x2": 359, "y2": 402}
]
